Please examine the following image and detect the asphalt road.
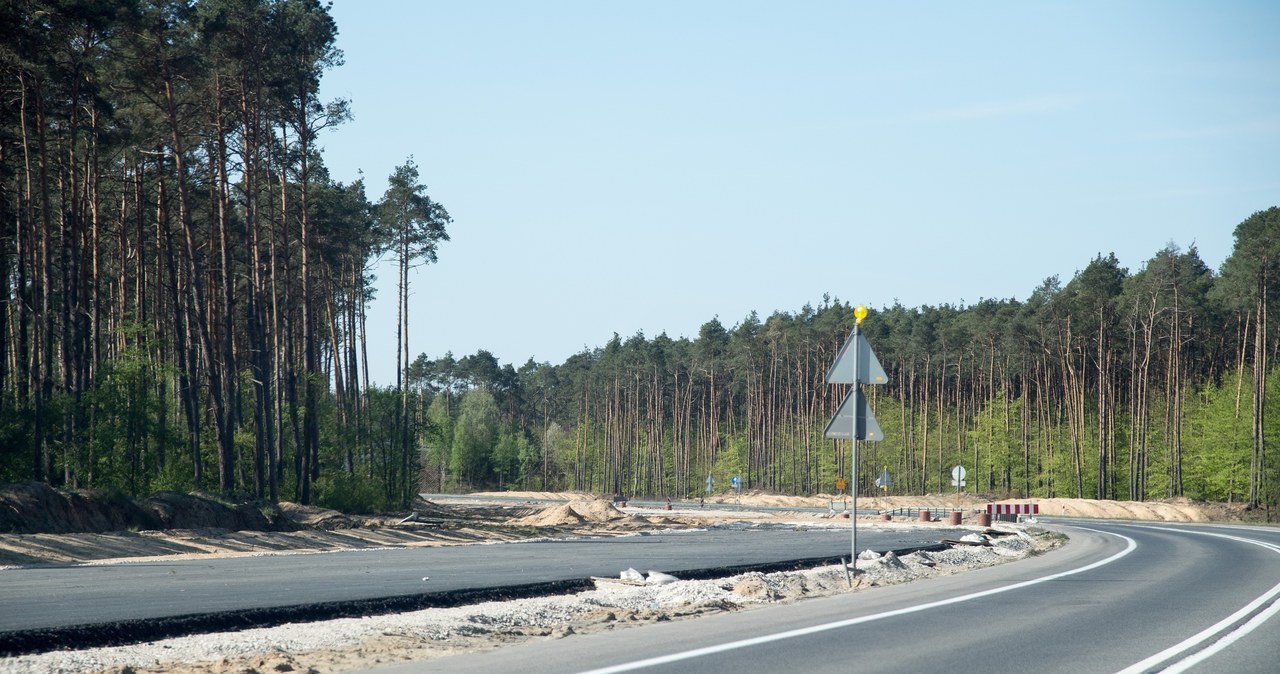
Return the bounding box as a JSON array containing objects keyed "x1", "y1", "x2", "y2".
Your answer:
[
  {"x1": 372, "y1": 520, "x2": 1280, "y2": 674},
  {"x1": 0, "y1": 524, "x2": 959, "y2": 639}
]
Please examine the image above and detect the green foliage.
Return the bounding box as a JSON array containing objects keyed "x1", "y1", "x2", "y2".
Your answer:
[
  {"x1": 451, "y1": 389, "x2": 497, "y2": 487},
  {"x1": 491, "y1": 432, "x2": 520, "y2": 488},
  {"x1": 0, "y1": 408, "x2": 34, "y2": 483},
  {"x1": 313, "y1": 472, "x2": 387, "y2": 514},
  {"x1": 543, "y1": 421, "x2": 575, "y2": 489},
  {"x1": 1180, "y1": 378, "x2": 1252, "y2": 502},
  {"x1": 713, "y1": 434, "x2": 747, "y2": 490},
  {"x1": 968, "y1": 392, "x2": 1023, "y2": 495}
]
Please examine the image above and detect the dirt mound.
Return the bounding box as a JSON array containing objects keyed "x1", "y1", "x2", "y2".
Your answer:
[
  {"x1": 571, "y1": 499, "x2": 629, "y2": 523},
  {"x1": 1033, "y1": 497, "x2": 1214, "y2": 522},
  {"x1": 509, "y1": 499, "x2": 630, "y2": 527},
  {"x1": 277, "y1": 502, "x2": 355, "y2": 530},
  {"x1": 511, "y1": 503, "x2": 588, "y2": 526},
  {"x1": 143, "y1": 492, "x2": 293, "y2": 531},
  {"x1": 861, "y1": 493, "x2": 989, "y2": 511},
  {"x1": 409, "y1": 497, "x2": 477, "y2": 520},
  {"x1": 723, "y1": 491, "x2": 830, "y2": 508},
  {"x1": 0, "y1": 482, "x2": 296, "y2": 535},
  {"x1": 0, "y1": 481, "x2": 161, "y2": 534}
]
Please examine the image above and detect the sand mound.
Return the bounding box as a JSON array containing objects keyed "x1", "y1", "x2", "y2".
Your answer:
[
  {"x1": 509, "y1": 499, "x2": 629, "y2": 527},
  {"x1": 511, "y1": 503, "x2": 588, "y2": 526},
  {"x1": 725, "y1": 491, "x2": 828, "y2": 508},
  {"x1": 571, "y1": 499, "x2": 629, "y2": 523},
  {"x1": 1031, "y1": 498, "x2": 1211, "y2": 522},
  {"x1": 861, "y1": 493, "x2": 989, "y2": 511}
]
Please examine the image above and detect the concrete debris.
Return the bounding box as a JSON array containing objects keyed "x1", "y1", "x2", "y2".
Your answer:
[{"x1": 646, "y1": 570, "x2": 679, "y2": 585}]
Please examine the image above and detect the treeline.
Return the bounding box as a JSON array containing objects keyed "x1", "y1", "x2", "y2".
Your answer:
[
  {"x1": 412, "y1": 210, "x2": 1279, "y2": 514},
  {"x1": 0, "y1": 0, "x2": 449, "y2": 508},
  {"x1": 3, "y1": 3, "x2": 1278, "y2": 517}
]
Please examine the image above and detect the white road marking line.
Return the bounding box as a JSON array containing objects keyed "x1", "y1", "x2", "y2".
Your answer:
[
  {"x1": 1114, "y1": 527, "x2": 1280, "y2": 674},
  {"x1": 579, "y1": 527, "x2": 1136, "y2": 674},
  {"x1": 1160, "y1": 597, "x2": 1280, "y2": 674}
]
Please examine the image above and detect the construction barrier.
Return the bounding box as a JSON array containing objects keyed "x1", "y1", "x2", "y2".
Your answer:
[{"x1": 986, "y1": 503, "x2": 1039, "y2": 515}]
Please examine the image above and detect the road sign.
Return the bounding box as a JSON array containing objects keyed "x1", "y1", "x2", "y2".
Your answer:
[
  {"x1": 951, "y1": 465, "x2": 967, "y2": 487},
  {"x1": 836, "y1": 476, "x2": 846, "y2": 491},
  {"x1": 825, "y1": 330, "x2": 889, "y2": 386},
  {"x1": 823, "y1": 388, "x2": 883, "y2": 441},
  {"x1": 705, "y1": 474, "x2": 713, "y2": 494},
  {"x1": 822, "y1": 305, "x2": 884, "y2": 569},
  {"x1": 731, "y1": 475, "x2": 741, "y2": 490},
  {"x1": 875, "y1": 469, "x2": 892, "y2": 490}
]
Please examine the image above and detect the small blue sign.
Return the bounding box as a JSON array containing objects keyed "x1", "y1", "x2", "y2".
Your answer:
[{"x1": 731, "y1": 475, "x2": 741, "y2": 489}]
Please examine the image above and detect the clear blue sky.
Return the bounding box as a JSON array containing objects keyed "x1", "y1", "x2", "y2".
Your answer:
[{"x1": 317, "y1": 1, "x2": 1280, "y2": 386}]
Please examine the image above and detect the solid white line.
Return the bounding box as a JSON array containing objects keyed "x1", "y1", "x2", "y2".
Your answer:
[
  {"x1": 578, "y1": 528, "x2": 1136, "y2": 674},
  {"x1": 1113, "y1": 527, "x2": 1280, "y2": 674},
  {"x1": 1160, "y1": 597, "x2": 1280, "y2": 674}
]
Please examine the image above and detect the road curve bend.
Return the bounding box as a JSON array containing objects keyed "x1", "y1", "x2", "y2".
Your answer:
[{"x1": 380, "y1": 521, "x2": 1280, "y2": 674}]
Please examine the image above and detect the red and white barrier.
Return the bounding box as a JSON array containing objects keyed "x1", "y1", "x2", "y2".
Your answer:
[{"x1": 986, "y1": 503, "x2": 1039, "y2": 515}]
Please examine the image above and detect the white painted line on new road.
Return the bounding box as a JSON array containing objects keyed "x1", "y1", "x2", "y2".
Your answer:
[
  {"x1": 1114, "y1": 527, "x2": 1280, "y2": 674},
  {"x1": 578, "y1": 527, "x2": 1136, "y2": 674}
]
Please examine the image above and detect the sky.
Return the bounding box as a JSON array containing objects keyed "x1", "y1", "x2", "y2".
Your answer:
[{"x1": 316, "y1": 0, "x2": 1280, "y2": 386}]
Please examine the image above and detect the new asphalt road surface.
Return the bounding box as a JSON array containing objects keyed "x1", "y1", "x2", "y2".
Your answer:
[
  {"x1": 1, "y1": 525, "x2": 956, "y2": 639},
  {"x1": 371, "y1": 520, "x2": 1280, "y2": 674}
]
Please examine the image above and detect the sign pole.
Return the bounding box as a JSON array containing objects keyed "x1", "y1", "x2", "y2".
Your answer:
[
  {"x1": 822, "y1": 303, "x2": 882, "y2": 581},
  {"x1": 850, "y1": 314, "x2": 862, "y2": 569}
]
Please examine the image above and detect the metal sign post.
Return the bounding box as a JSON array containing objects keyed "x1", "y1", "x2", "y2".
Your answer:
[
  {"x1": 851, "y1": 320, "x2": 859, "y2": 565},
  {"x1": 823, "y1": 304, "x2": 886, "y2": 572}
]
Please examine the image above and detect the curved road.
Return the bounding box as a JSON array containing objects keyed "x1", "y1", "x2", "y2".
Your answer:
[{"x1": 374, "y1": 520, "x2": 1280, "y2": 674}]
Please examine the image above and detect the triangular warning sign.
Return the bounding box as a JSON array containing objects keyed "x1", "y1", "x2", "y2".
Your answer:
[
  {"x1": 823, "y1": 388, "x2": 883, "y2": 441},
  {"x1": 825, "y1": 330, "x2": 888, "y2": 385}
]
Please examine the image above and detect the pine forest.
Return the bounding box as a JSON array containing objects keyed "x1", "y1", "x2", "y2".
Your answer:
[{"x1": 3, "y1": 1, "x2": 1279, "y2": 519}]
